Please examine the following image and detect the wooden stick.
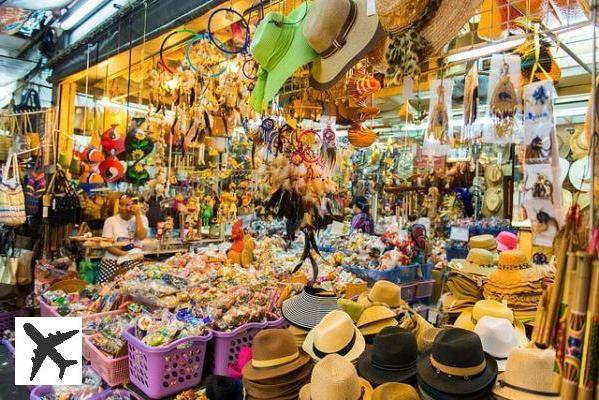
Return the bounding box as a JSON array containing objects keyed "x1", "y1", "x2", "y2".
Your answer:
[
  {"x1": 578, "y1": 260, "x2": 599, "y2": 400},
  {"x1": 562, "y1": 252, "x2": 593, "y2": 400},
  {"x1": 556, "y1": 253, "x2": 579, "y2": 368}
]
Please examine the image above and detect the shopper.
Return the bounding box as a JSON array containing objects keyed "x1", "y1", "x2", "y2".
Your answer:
[
  {"x1": 351, "y1": 196, "x2": 374, "y2": 235},
  {"x1": 97, "y1": 195, "x2": 149, "y2": 283}
]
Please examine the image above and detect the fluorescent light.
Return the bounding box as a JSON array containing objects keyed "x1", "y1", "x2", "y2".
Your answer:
[
  {"x1": 70, "y1": 0, "x2": 129, "y2": 44},
  {"x1": 61, "y1": 0, "x2": 104, "y2": 30},
  {"x1": 446, "y1": 37, "x2": 527, "y2": 63}
]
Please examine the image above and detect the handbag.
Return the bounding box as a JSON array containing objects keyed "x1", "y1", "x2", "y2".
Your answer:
[
  {"x1": 0, "y1": 255, "x2": 18, "y2": 285},
  {"x1": 25, "y1": 157, "x2": 45, "y2": 216},
  {"x1": 46, "y1": 168, "x2": 81, "y2": 226},
  {"x1": 0, "y1": 154, "x2": 26, "y2": 226},
  {"x1": 16, "y1": 248, "x2": 33, "y2": 285}
]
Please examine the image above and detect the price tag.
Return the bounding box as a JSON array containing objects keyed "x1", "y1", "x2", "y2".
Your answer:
[
  {"x1": 450, "y1": 226, "x2": 469, "y2": 242},
  {"x1": 366, "y1": 0, "x2": 376, "y2": 16}
]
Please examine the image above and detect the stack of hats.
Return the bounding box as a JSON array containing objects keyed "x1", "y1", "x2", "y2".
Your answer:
[
  {"x1": 417, "y1": 328, "x2": 499, "y2": 400},
  {"x1": 449, "y1": 248, "x2": 498, "y2": 278},
  {"x1": 242, "y1": 329, "x2": 313, "y2": 400},
  {"x1": 496, "y1": 231, "x2": 518, "y2": 252},
  {"x1": 358, "y1": 327, "x2": 418, "y2": 386},
  {"x1": 357, "y1": 305, "x2": 398, "y2": 338},
  {"x1": 299, "y1": 354, "x2": 373, "y2": 400},
  {"x1": 469, "y1": 234, "x2": 498, "y2": 252},
  {"x1": 303, "y1": 310, "x2": 366, "y2": 364},
  {"x1": 283, "y1": 286, "x2": 339, "y2": 346},
  {"x1": 483, "y1": 250, "x2": 544, "y2": 322}
]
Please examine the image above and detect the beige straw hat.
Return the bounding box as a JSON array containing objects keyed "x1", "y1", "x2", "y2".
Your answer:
[
  {"x1": 303, "y1": 310, "x2": 366, "y2": 362},
  {"x1": 375, "y1": 0, "x2": 431, "y2": 35},
  {"x1": 372, "y1": 382, "x2": 420, "y2": 400},
  {"x1": 303, "y1": 0, "x2": 384, "y2": 90},
  {"x1": 299, "y1": 354, "x2": 373, "y2": 400},
  {"x1": 449, "y1": 248, "x2": 497, "y2": 277},
  {"x1": 357, "y1": 280, "x2": 405, "y2": 309}
]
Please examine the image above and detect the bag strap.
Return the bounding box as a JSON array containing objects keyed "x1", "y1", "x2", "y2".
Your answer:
[{"x1": 2, "y1": 154, "x2": 19, "y2": 184}]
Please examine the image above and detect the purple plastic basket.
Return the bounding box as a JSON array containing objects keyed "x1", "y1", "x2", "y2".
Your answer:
[
  {"x1": 209, "y1": 321, "x2": 268, "y2": 376},
  {"x1": 267, "y1": 316, "x2": 288, "y2": 329},
  {"x1": 31, "y1": 386, "x2": 107, "y2": 400},
  {"x1": 123, "y1": 327, "x2": 212, "y2": 399},
  {"x1": 2, "y1": 338, "x2": 14, "y2": 360},
  {"x1": 415, "y1": 280, "x2": 435, "y2": 298},
  {"x1": 399, "y1": 282, "x2": 417, "y2": 303},
  {"x1": 0, "y1": 307, "x2": 31, "y2": 331}
]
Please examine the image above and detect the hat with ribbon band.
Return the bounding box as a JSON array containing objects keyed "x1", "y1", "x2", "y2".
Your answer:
[{"x1": 303, "y1": 310, "x2": 365, "y2": 362}]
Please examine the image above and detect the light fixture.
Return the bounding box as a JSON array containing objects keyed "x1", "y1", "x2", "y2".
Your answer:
[
  {"x1": 445, "y1": 37, "x2": 527, "y2": 63},
  {"x1": 61, "y1": 0, "x2": 105, "y2": 31}
]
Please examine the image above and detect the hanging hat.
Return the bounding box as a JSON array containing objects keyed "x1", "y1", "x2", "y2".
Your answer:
[
  {"x1": 484, "y1": 164, "x2": 503, "y2": 185},
  {"x1": 372, "y1": 382, "x2": 420, "y2": 400},
  {"x1": 375, "y1": 0, "x2": 431, "y2": 35},
  {"x1": 299, "y1": 354, "x2": 373, "y2": 400},
  {"x1": 484, "y1": 188, "x2": 503, "y2": 214},
  {"x1": 126, "y1": 161, "x2": 150, "y2": 185},
  {"x1": 474, "y1": 316, "x2": 521, "y2": 371},
  {"x1": 569, "y1": 128, "x2": 589, "y2": 160},
  {"x1": 358, "y1": 327, "x2": 418, "y2": 386},
  {"x1": 242, "y1": 329, "x2": 311, "y2": 381},
  {"x1": 302, "y1": 310, "x2": 366, "y2": 362},
  {"x1": 205, "y1": 375, "x2": 243, "y2": 400},
  {"x1": 493, "y1": 348, "x2": 561, "y2": 400},
  {"x1": 558, "y1": 157, "x2": 570, "y2": 185},
  {"x1": 101, "y1": 124, "x2": 125, "y2": 155},
  {"x1": 449, "y1": 248, "x2": 497, "y2": 277},
  {"x1": 283, "y1": 286, "x2": 340, "y2": 330},
  {"x1": 249, "y1": 2, "x2": 318, "y2": 111},
  {"x1": 469, "y1": 234, "x2": 497, "y2": 251},
  {"x1": 357, "y1": 280, "x2": 404, "y2": 309},
  {"x1": 357, "y1": 305, "x2": 398, "y2": 336},
  {"x1": 303, "y1": 0, "x2": 384, "y2": 90},
  {"x1": 496, "y1": 231, "x2": 518, "y2": 252},
  {"x1": 569, "y1": 155, "x2": 592, "y2": 192},
  {"x1": 126, "y1": 128, "x2": 154, "y2": 160},
  {"x1": 417, "y1": 328, "x2": 498, "y2": 397},
  {"x1": 562, "y1": 188, "x2": 573, "y2": 214},
  {"x1": 99, "y1": 155, "x2": 125, "y2": 183},
  {"x1": 556, "y1": 126, "x2": 572, "y2": 158},
  {"x1": 348, "y1": 123, "x2": 377, "y2": 148}
]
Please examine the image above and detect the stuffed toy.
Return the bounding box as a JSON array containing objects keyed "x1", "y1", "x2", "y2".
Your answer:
[
  {"x1": 99, "y1": 154, "x2": 125, "y2": 183},
  {"x1": 126, "y1": 161, "x2": 150, "y2": 185},
  {"x1": 79, "y1": 147, "x2": 105, "y2": 184},
  {"x1": 101, "y1": 124, "x2": 125, "y2": 155},
  {"x1": 227, "y1": 219, "x2": 255, "y2": 267}
]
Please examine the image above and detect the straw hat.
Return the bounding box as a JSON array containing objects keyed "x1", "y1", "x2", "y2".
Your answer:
[
  {"x1": 372, "y1": 383, "x2": 420, "y2": 400},
  {"x1": 474, "y1": 316, "x2": 521, "y2": 371},
  {"x1": 337, "y1": 298, "x2": 365, "y2": 323},
  {"x1": 417, "y1": 327, "x2": 444, "y2": 354},
  {"x1": 487, "y1": 249, "x2": 542, "y2": 285},
  {"x1": 454, "y1": 300, "x2": 513, "y2": 329},
  {"x1": 485, "y1": 164, "x2": 503, "y2": 186},
  {"x1": 469, "y1": 234, "x2": 497, "y2": 251},
  {"x1": 303, "y1": 0, "x2": 385, "y2": 90},
  {"x1": 493, "y1": 348, "x2": 561, "y2": 400},
  {"x1": 288, "y1": 325, "x2": 310, "y2": 347},
  {"x1": 569, "y1": 128, "x2": 589, "y2": 160},
  {"x1": 558, "y1": 157, "x2": 570, "y2": 184},
  {"x1": 242, "y1": 329, "x2": 311, "y2": 381},
  {"x1": 375, "y1": 0, "x2": 431, "y2": 35},
  {"x1": 496, "y1": 231, "x2": 518, "y2": 252},
  {"x1": 299, "y1": 354, "x2": 373, "y2": 400},
  {"x1": 449, "y1": 248, "x2": 497, "y2": 277},
  {"x1": 283, "y1": 286, "x2": 340, "y2": 330},
  {"x1": 569, "y1": 156, "x2": 592, "y2": 192},
  {"x1": 357, "y1": 280, "x2": 404, "y2": 309},
  {"x1": 556, "y1": 126, "x2": 572, "y2": 158},
  {"x1": 303, "y1": 310, "x2": 366, "y2": 362},
  {"x1": 249, "y1": 3, "x2": 318, "y2": 111},
  {"x1": 357, "y1": 305, "x2": 398, "y2": 336},
  {"x1": 484, "y1": 187, "x2": 503, "y2": 214}
]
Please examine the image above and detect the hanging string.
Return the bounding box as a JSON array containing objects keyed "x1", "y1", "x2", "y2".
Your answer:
[
  {"x1": 82, "y1": 43, "x2": 92, "y2": 136},
  {"x1": 125, "y1": 13, "x2": 134, "y2": 124},
  {"x1": 139, "y1": 1, "x2": 148, "y2": 111}
]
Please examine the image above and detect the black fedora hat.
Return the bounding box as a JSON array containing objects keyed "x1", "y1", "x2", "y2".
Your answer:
[
  {"x1": 358, "y1": 327, "x2": 418, "y2": 386},
  {"x1": 205, "y1": 375, "x2": 243, "y2": 400},
  {"x1": 417, "y1": 328, "x2": 498, "y2": 396},
  {"x1": 418, "y1": 378, "x2": 497, "y2": 400}
]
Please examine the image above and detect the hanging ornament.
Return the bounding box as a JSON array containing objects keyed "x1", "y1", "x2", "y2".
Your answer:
[
  {"x1": 428, "y1": 83, "x2": 449, "y2": 143},
  {"x1": 101, "y1": 124, "x2": 125, "y2": 155},
  {"x1": 490, "y1": 61, "x2": 519, "y2": 137},
  {"x1": 99, "y1": 155, "x2": 125, "y2": 183}
]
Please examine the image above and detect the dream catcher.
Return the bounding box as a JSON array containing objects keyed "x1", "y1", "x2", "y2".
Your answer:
[
  {"x1": 320, "y1": 116, "x2": 337, "y2": 172},
  {"x1": 428, "y1": 80, "x2": 449, "y2": 144},
  {"x1": 463, "y1": 63, "x2": 479, "y2": 131},
  {"x1": 490, "y1": 60, "x2": 519, "y2": 137}
]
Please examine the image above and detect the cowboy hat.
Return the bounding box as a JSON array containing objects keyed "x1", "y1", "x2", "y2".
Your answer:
[
  {"x1": 417, "y1": 328, "x2": 498, "y2": 397},
  {"x1": 283, "y1": 286, "x2": 340, "y2": 330},
  {"x1": 496, "y1": 231, "x2": 518, "y2": 252},
  {"x1": 358, "y1": 327, "x2": 418, "y2": 386},
  {"x1": 474, "y1": 316, "x2": 521, "y2": 371},
  {"x1": 569, "y1": 128, "x2": 589, "y2": 160},
  {"x1": 303, "y1": 310, "x2": 366, "y2": 362},
  {"x1": 449, "y1": 248, "x2": 497, "y2": 277},
  {"x1": 372, "y1": 382, "x2": 420, "y2": 400},
  {"x1": 493, "y1": 348, "x2": 561, "y2": 400},
  {"x1": 303, "y1": 0, "x2": 385, "y2": 90},
  {"x1": 556, "y1": 127, "x2": 572, "y2": 158},
  {"x1": 249, "y1": 3, "x2": 318, "y2": 111},
  {"x1": 242, "y1": 329, "x2": 310, "y2": 381},
  {"x1": 357, "y1": 280, "x2": 405, "y2": 309},
  {"x1": 299, "y1": 354, "x2": 373, "y2": 400}
]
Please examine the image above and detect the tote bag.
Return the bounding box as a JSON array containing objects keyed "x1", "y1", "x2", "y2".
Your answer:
[{"x1": 0, "y1": 154, "x2": 26, "y2": 226}]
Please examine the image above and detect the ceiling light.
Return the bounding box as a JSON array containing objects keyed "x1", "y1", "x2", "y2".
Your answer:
[
  {"x1": 445, "y1": 37, "x2": 527, "y2": 63},
  {"x1": 61, "y1": 0, "x2": 104, "y2": 31}
]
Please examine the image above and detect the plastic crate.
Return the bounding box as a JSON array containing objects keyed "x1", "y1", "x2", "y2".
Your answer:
[
  {"x1": 31, "y1": 386, "x2": 106, "y2": 400},
  {"x1": 399, "y1": 282, "x2": 418, "y2": 303},
  {"x1": 445, "y1": 245, "x2": 468, "y2": 262},
  {"x1": 343, "y1": 263, "x2": 419, "y2": 285},
  {"x1": 84, "y1": 336, "x2": 129, "y2": 387},
  {"x1": 416, "y1": 280, "x2": 435, "y2": 298},
  {"x1": 209, "y1": 321, "x2": 268, "y2": 376},
  {"x1": 38, "y1": 296, "x2": 126, "y2": 321},
  {"x1": 0, "y1": 307, "x2": 31, "y2": 331},
  {"x1": 123, "y1": 327, "x2": 212, "y2": 399},
  {"x1": 267, "y1": 317, "x2": 288, "y2": 329},
  {"x1": 420, "y1": 263, "x2": 433, "y2": 280}
]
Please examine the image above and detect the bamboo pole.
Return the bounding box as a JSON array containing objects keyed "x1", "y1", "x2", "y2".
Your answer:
[{"x1": 578, "y1": 260, "x2": 599, "y2": 400}]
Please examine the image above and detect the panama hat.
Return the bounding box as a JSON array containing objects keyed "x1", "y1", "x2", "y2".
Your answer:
[
  {"x1": 205, "y1": 375, "x2": 243, "y2": 400},
  {"x1": 556, "y1": 126, "x2": 572, "y2": 158},
  {"x1": 372, "y1": 382, "x2": 420, "y2": 400},
  {"x1": 375, "y1": 0, "x2": 430, "y2": 35},
  {"x1": 570, "y1": 128, "x2": 589, "y2": 160},
  {"x1": 417, "y1": 328, "x2": 498, "y2": 397},
  {"x1": 303, "y1": 310, "x2": 366, "y2": 362},
  {"x1": 468, "y1": 234, "x2": 497, "y2": 251},
  {"x1": 283, "y1": 286, "x2": 339, "y2": 330},
  {"x1": 484, "y1": 164, "x2": 503, "y2": 185},
  {"x1": 569, "y1": 155, "x2": 592, "y2": 192},
  {"x1": 249, "y1": 2, "x2": 318, "y2": 111},
  {"x1": 496, "y1": 231, "x2": 518, "y2": 252},
  {"x1": 357, "y1": 305, "x2": 398, "y2": 336},
  {"x1": 449, "y1": 248, "x2": 497, "y2": 277},
  {"x1": 242, "y1": 329, "x2": 310, "y2": 381},
  {"x1": 493, "y1": 348, "x2": 561, "y2": 400},
  {"x1": 357, "y1": 280, "x2": 405, "y2": 309},
  {"x1": 299, "y1": 354, "x2": 373, "y2": 400},
  {"x1": 484, "y1": 188, "x2": 503, "y2": 214},
  {"x1": 474, "y1": 316, "x2": 521, "y2": 371},
  {"x1": 358, "y1": 327, "x2": 418, "y2": 386},
  {"x1": 303, "y1": 0, "x2": 385, "y2": 90}
]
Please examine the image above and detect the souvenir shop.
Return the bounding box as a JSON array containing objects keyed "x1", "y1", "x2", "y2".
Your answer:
[{"x1": 0, "y1": 0, "x2": 598, "y2": 399}]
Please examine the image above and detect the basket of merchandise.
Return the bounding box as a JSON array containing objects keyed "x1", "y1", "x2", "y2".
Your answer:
[
  {"x1": 30, "y1": 366, "x2": 105, "y2": 400},
  {"x1": 0, "y1": 307, "x2": 32, "y2": 331},
  {"x1": 123, "y1": 326, "x2": 212, "y2": 399},
  {"x1": 31, "y1": 386, "x2": 108, "y2": 400},
  {"x1": 38, "y1": 282, "x2": 128, "y2": 318},
  {"x1": 84, "y1": 337, "x2": 129, "y2": 387},
  {"x1": 415, "y1": 280, "x2": 435, "y2": 299},
  {"x1": 342, "y1": 263, "x2": 419, "y2": 285},
  {"x1": 92, "y1": 389, "x2": 140, "y2": 399},
  {"x1": 444, "y1": 243, "x2": 468, "y2": 261},
  {"x1": 420, "y1": 263, "x2": 434, "y2": 280}
]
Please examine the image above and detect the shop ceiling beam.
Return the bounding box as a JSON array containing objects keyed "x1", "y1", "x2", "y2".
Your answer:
[{"x1": 48, "y1": 0, "x2": 230, "y2": 82}]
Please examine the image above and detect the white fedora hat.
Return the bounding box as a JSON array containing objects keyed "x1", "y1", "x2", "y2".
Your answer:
[
  {"x1": 303, "y1": 310, "x2": 366, "y2": 362},
  {"x1": 474, "y1": 316, "x2": 521, "y2": 371}
]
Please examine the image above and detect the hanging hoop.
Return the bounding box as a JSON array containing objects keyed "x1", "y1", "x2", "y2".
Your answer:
[
  {"x1": 242, "y1": 57, "x2": 258, "y2": 80},
  {"x1": 207, "y1": 8, "x2": 251, "y2": 55},
  {"x1": 184, "y1": 33, "x2": 229, "y2": 77},
  {"x1": 159, "y1": 29, "x2": 197, "y2": 74}
]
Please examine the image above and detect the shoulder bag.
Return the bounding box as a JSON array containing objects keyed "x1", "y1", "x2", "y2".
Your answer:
[
  {"x1": 0, "y1": 154, "x2": 26, "y2": 226},
  {"x1": 46, "y1": 169, "x2": 81, "y2": 226}
]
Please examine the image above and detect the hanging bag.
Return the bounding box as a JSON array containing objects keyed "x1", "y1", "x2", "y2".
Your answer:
[
  {"x1": 25, "y1": 157, "x2": 45, "y2": 216},
  {"x1": 46, "y1": 168, "x2": 81, "y2": 226},
  {"x1": 0, "y1": 154, "x2": 26, "y2": 226},
  {"x1": 0, "y1": 231, "x2": 18, "y2": 286}
]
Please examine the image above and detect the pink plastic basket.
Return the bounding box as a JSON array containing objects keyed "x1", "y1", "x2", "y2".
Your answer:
[
  {"x1": 123, "y1": 326, "x2": 212, "y2": 399},
  {"x1": 415, "y1": 280, "x2": 435, "y2": 298},
  {"x1": 84, "y1": 336, "x2": 129, "y2": 387},
  {"x1": 38, "y1": 296, "x2": 126, "y2": 321},
  {"x1": 0, "y1": 307, "x2": 32, "y2": 331}
]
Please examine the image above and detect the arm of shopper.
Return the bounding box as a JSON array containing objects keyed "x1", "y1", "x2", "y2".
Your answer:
[{"x1": 132, "y1": 205, "x2": 147, "y2": 239}]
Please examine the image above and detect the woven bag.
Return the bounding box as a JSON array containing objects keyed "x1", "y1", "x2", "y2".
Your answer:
[{"x1": 0, "y1": 154, "x2": 26, "y2": 226}]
